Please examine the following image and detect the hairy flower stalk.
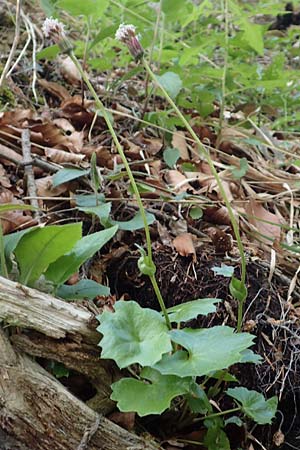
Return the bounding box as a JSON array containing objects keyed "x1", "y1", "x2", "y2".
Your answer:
[
  {"x1": 115, "y1": 23, "x2": 248, "y2": 331},
  {"x1": 42, "y1": 19, "x2": 171, "y2": 329}
]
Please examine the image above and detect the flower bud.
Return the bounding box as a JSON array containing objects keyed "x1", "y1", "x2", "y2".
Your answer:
[
  {"x1": 115, "y1": 24, "x2": 144, "y2": 60},
  {"x1": 42, "y1": 17, "x2": 73, "y2": 54}
]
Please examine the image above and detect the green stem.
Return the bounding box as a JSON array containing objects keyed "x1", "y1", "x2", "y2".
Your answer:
[
  {"x1": 143, "y1": 58, "x2": 247, "y2": 329},
  {"x1": 150, "y1": 274, "x2": 171, "y2": 329},
  {"x1": 202, "y1": 406, "x2": 241, "y2": 421},
  {"x1": 69, "y1": 52, "x2": 171, "y2": 326},
  {"x1": 0, "y1": 222, "x2": 8, "y2": 278},
  {"x1": 70, "y1": 53, "x2": 153, "y2": 261},
  {"x1": 217, "y1": 0, "x2": 229, "y2": 144}
]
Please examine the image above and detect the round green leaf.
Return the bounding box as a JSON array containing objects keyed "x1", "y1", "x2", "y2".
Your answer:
[
  {"x1": 227, "y1": 387, "x2": 278, "y2": 425},
  {"x1": 166, "y1": 298, "x2": 221, "y2": 323},
  {"x1": 111, "y1": 368, "x2": 191, "y2": 416},
  {"x1": 154, "y1": 326, "x2": 255, "y2": 377},
  {"x1": 97, "y1": 301, "x2": 172, "y2": 368}
]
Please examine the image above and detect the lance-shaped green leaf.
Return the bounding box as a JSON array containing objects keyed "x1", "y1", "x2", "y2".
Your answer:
[
  {"x1": 97, "y1": 301, "x2": 172, "y2": 368},
  {"x1": 154, "y1": 326, "x2": 255, "y2": 377},
  {"x1": 45, "y1": 226, "x2": 118, "y2": 287},
  {"x1": 14, "y1": 223, "x2": 82, "y2": 286},
  {"x1": 111, "y1": 368, "x2": 192, "y2": 416},
  {"x1": 227, "y1": 387, "x2": 278, "y2": 425},
  {"x1": 166, "y1": 298, "x2": 221, "y2": 323}
]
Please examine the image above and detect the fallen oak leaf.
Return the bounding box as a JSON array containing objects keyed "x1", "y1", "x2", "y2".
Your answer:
[
  {"x1": 173, "y1": 232, "x2": 196, "y2": 261},
  {"x1": 245, "y1": 198, "x2": 284, "y2": 244}
]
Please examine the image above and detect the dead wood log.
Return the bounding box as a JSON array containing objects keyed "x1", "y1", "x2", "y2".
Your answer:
[
  {"x1": 0, "y1": 328, "x2": 159, "y2": 450},
  {"x1": 0, "y1": 276, "x2": 98, "y2": 343},
  {"x1": 0, "y1": 276, "x2": 122, "y2": 414}
]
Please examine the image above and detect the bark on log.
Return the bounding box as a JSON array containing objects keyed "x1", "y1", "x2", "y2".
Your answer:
[
  {"x1": 0, "y1": 276, "x2": 98, "y2": 343},
  {"x1": 0, "y1": 328, "x2": 160, "y2": 450},
  {"x1": 0, "y1": 275, "x2": 118, "y2": 414}
]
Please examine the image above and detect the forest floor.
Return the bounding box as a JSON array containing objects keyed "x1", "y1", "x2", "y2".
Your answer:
[{"x1": 0, "y1": 1, "x2": 300, "y2": 450}]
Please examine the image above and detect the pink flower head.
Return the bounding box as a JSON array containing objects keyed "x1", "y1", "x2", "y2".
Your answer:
[
  {"x1": 115, "y1": 24, "x2": 144, "y2": 60},
  {"x1": 42, "y1": 17, "x2": 72, "y2": 53}
]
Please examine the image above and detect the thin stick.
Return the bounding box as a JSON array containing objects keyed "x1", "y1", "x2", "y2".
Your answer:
[{"x1": 21, "y1": 129, "x2": 41, "y2": 221}]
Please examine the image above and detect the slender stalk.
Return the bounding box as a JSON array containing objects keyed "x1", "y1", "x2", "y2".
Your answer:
[
  {"x1": 200, "y1": 406, "x2": 241, "y2": 421},
  {"x1": 70, "y1": 54, "x2": 152, "y2": 259},
  {"x1": 0, "y1": 223, "x2": 8, "y2": 278},
  {"x1": 150, "y1": 274, "x2": 171, "y2": 329},
  {"x1": 69, "y1": 52, "x2": 171, "y2": 328},
  {"x1": 142, "y1": 59, "x2": 247, "y2": 285},
  {"x1": 216, "y1": 0, "x2": 229, "y2": 145}
]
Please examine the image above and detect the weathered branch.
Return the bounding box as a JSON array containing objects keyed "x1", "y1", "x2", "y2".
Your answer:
[
  {"x1": 0, "y1": 276, "x2": 98, "y2": 343},
  {"x1": 0, "y1": 329, "x2": 159, "y2": 450},
  {"x1": 0, "y1": 276, "x2": 120, "y2": 414}
]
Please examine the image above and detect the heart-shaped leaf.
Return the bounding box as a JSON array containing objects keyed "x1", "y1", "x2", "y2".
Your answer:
[
  {"x1": 154, "y1": 326, "x2": 255, "y2": 377},
  {"x1": 156, "y1": 72, "x2": 183, "y2": 99},
  {"x1": 97, "y1": 301, "x2": 172, "y2": 368},
  {"x1": 227, "y1": 387, "x2": 278, "y2": 425},
  {"x1": 166, "y1": 298, "x2": 221, "y2": 323},
  {"x1": 111, "y1": 367, "x2": 191, "y2": 416}
]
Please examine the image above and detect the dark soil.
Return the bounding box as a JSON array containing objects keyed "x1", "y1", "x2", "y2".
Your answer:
[{"x1": 104, "y1": 244, "x2": 300, "y2": 450}]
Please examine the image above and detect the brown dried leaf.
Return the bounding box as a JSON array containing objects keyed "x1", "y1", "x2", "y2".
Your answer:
[
  {"x1": 36, "y1": 176, "x2": 69, "y2": 197},
  {"x1": 165, "y1": 170, "x2": 193, "y2": 194},
  {"x1": 173, "y1": 232, "x2": 196, "y2": 260},
  {"x1": 58, "y1": 56, "x2": 81, "y2": 85},
  {"x1": 38, "y1": 79, "x2": 70, "y2": 102},
  {"x1": 0, "y1": 190, "x2": 35, "y2": 234},
  {"x1": 204, "y1": 206, "x2": 231, "y2": 225},
  {"x1": 61, "y1": 97, "x2": 99, "y2": 129},
  {"x1": 0, "y1": 109, "x2": 34, "y2": 126},
  {"x1": 108, "y1": 411, "x2": 135, "y2": 431},
  {"x1": 0, "y1": 164, "x2": 11, "y2": 188},
  {"x1": 245, "y1": 198, "x2": 284, "y2": 243},
  {"x1": 0, "y1": 143, "x2": 23, "y2": 165},
  {"x1": 172, "y1": 130, "x2": 189, "y2": 159},
  {"x1": 45, "y1": 148, "x2": 85, "y2": 164}
]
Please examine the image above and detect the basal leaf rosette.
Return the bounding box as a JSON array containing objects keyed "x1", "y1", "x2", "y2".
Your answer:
[
  {"x1": 97, "y1": 301, "x2": 172, "y2": 368},
  {"x1": 153, "y1": 326, "x2": 256, "y2": 377}
]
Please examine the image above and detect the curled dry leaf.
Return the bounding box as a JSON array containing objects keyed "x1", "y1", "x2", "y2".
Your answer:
[
  {"x1": 0, "y1": 143, "x2": 23, "y2": 165},
  {"x1": 58, "y1": 56, "x2": 81, "y2": 85},
  {"x1": 36, "y1": 175, "x2": 69, "y2": 197},
  {"x1": 245, "y1": 198, "x2": 284, "y2": 244},
  {"x1": 0, "y1": 190, "x2": 35, "y2": 234},
  {"x1": 38, "y1": 79, "x2": 70, "y2": 102},
  {"x1": 204, "y1": 206, "x2": 231, "y2": 225},
  {"x1": 165, "y1": 170, "x2": 194, "y2": 194},
  {"x1": 173, "y1": 232, "x2": 196, "y2": 261},
  {"x1": 172, "y1": 130, "x2": 189, "y2": 159},
  {"x1": 45, "y1": 148, "x2": 85, "y2": 164},
  {"x1": 0, "y1": 108, "x2": 34, "y2": 127},
  {"x1": 84, "y1": 145, "x2": 121, "y2": 169},
  {"x1": 61, "y1": 97, "x2": 99, "y2": 129},
  {"x1": 0, "y1": 164, "x2": 11, "y2": 188}
]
